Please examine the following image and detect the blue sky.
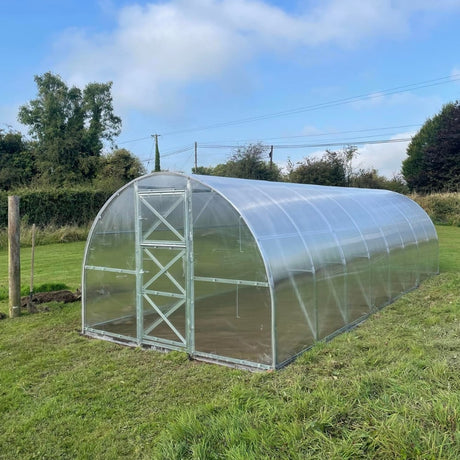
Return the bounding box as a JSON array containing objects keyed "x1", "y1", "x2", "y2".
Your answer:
[{"x1": 1, "y1": 0, "x2": 459, "y2": 177}]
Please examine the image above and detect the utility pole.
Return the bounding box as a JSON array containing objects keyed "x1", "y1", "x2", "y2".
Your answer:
[
  {"x1": 152, "y1": 134, "x2": 161, "y2": 172},
  {"x1": 194, "y1": 141, "x2": 198, "y2": 172},
  {"x1": 269, "y1": 145, "x2": 274, "y2": 169}
]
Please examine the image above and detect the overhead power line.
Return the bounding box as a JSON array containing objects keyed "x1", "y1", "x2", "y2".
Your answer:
[
  {"x1": 153, "y1": 130, "x2": 460, "y2": 164},
  {"x1": 199, "y1": 132, "x2": 416, "y2": 148},
  {"x1": 117, "y1": 135, "x2": 152, "y2": 145},
  {"x1": 199, "y1": 137, "x2": 413, "y2": 150},
  {"x1": 143, "y1": 137, "x2": 414, "y2": 164},
  {"x1": 125, "y1": 122, "x2": 422, "y2": 150},
  {"x1": 141, "y1": 145, "x2": 194, "y2": 163},
  {"x1": 200, "y1": 123, "x2": 422, "y2": 143},
  {"x1": 160, "y1": 74, "x2": 460, "y2": 136},
  {"x1": 115, "y1": 73, "x2": 458, "y2": 147}
]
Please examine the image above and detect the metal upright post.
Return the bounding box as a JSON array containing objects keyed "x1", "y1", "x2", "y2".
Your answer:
[
  {"x1": 185, "y1": 179, "x2": 195, "y2": 356},
  {"x1": 134, "y1": 182, "x2": 144, "y2": 345}
]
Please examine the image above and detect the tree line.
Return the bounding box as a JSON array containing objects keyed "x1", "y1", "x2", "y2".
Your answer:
[
  {"x1": 193, "y1": 143, "x2": 408, "y2": 193},
  {"x1": 1, "y1": 71, "x2": 458, "y2": 194},
  {"x1": 194, "y1": 101, "x2": 459, "y2": 194}
]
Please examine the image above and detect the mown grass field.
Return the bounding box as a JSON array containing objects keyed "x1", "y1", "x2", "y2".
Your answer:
[{"x1": 0, "y1": 226, "x2": 459, "y2": 459}]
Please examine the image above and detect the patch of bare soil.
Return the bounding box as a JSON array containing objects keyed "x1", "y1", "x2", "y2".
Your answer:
[{"x1": 20, "y1": 289, "x2": 81, "y2": 313}]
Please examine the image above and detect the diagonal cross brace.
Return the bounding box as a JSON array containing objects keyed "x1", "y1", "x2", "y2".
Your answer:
[
  {"x1": 143, "y1": 294, "x2": 186, "y2": 344},
  {"x1": 142, "y1": 194, "x2": 185, "y2": 240},
  {"x1": 140, "y1": 195, "x2": 184, "y2": 242},
  {"x1": 144, "y1": 298, "x2": 186, "y2": 335},
  {"x1": 143, "y1": 248, "x2": 186, "y2": 295}
]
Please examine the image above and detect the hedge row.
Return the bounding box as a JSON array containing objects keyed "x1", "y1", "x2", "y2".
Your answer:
[
  {"x1": 0, "y1": 188, "x2": 113, "y2": 228},
  {"x1": 411, "y1": 192, "x2": 460, "y2": 226},
  {"x1": 0, "y1": 188, "x2": 457, "y2": 229}
]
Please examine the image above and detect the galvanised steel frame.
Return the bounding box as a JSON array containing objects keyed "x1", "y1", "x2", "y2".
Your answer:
[
  {"x1": 132, "y1": 179, "x2": 271, "y2": 369},
  {"x1": 83, "y1": 173, "x2": 438, "y2": 371}
]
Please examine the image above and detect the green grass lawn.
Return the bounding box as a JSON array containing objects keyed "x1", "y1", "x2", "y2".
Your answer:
[
  {"x1": 0, "y1": 241, "x2": 85, "y2": 301},
  {"x1": 0, "y1": 227, "x2": 459, "y2": 459},
  {"x1": 437, "y1": 225, "x2": 460, "y2": 273}
]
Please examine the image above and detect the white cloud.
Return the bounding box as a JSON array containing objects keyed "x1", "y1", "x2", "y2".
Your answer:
[
  {"x1": 353, "y1": 132, "x2": 415, "y2": 178},
  {"x1": 55, "y1": 3, "x2": 249, "y2": 114},
  {"x1": 53, "y1": 0, "x2": 460, "y2": 113},
  {"x1": 300, "y1": 125, "x2": 323, "y2": 136}
]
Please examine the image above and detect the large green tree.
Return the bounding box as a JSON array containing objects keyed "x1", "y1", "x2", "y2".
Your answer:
[
  {"x1": 289, "y1": 147, "x2": 357, "y2": 186},
  {"x1": 350, "y1": 168, "x2": 408, "y2": 193},
  {"x1": 18, "y1": 72, "x2": 121, "y2": 185},
  {"x1": 402, "y1": 101, "x2": 460, "y2": 193},
  {"x1": 194, "y1": 143, "x2": 281, "y2": 181},
  {"x1": 95, "y1": 148, "x2": 146, "y2": 191}
]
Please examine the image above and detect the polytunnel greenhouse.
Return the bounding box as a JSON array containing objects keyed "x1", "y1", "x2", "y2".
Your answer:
[{"x1": 82, "y1": 173, "x2": 438, "y2": 370}]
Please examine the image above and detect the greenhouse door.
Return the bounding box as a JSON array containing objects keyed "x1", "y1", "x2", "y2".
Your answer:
[{"x1": 135, "y1": 185, "x2": 194, "y2": 353}]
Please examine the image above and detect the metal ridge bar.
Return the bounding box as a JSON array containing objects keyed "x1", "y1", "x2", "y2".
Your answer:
[
  {"x1": 141, "y1": 241, "x2": 186, "y2": 248},
  {"x1": 144, "y1": 289, "x2": 185, "y2": 299},
  {"x1": 84, "y1": 265, "x2": 136, "y2": 275},
  {"x1": 194, "y1": 276, "x2": 269, "y2": 288},
  {"x1": 138, "y1": 190, "x2": 185, "y2": 196}
]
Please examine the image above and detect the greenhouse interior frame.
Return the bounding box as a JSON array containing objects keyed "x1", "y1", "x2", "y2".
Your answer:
[{"x1": 82, "y1": 172, "x2": 438, "y2": 370}]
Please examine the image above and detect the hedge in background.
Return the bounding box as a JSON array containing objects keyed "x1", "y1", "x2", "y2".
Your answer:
[
  {"x1": 0, "y1": 189, "x2": 458, "y2": 229},
  {"x1": 0, "y1": 188, "x2": 113, "y2": 228},
  {"x1": 411, "y1": 192, "x2": 460, "y2": 226}
]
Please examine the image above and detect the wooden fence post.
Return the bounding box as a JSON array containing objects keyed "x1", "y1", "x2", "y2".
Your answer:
[{"x1": 8, "y1": 196, "x2": 20, "y2": 318}]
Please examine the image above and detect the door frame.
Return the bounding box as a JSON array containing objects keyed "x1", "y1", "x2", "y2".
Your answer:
[{"x1": 134, "y1": 179, "x2": 194, "y2": 354}]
